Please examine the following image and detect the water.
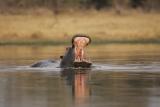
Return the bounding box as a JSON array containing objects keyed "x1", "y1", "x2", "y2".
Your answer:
[{"x1": 0, "y1": 44, "x2": 160, "y2": 107}]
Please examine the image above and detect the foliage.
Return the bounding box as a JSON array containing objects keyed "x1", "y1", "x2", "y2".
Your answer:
[{"x1": 0, "y1": 0, "x2": 160, "y2": 13}]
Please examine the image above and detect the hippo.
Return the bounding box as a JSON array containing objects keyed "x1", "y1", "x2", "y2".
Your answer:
[
  {"x1": 31, "y1": 34, "x2": 92, "y2": 68},
  {"x1": 60, "y1": 34, "x2": 92, "y2": 68}
]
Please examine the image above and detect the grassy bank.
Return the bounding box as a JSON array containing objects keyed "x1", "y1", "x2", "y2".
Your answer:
[
  {"x1": 0, "y1": 10, "x2": 160, "y2": 45},
  {"x1": 1, "y1": 39, "x2": 160, "y2": 46}
]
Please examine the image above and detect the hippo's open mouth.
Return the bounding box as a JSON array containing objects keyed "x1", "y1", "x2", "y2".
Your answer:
[
  {"x1": 72, "y1": 36, "x2": 91, "y2": 62},
  {"x1": 60, "y1": 34, "x2": 92, "y2": 68}
]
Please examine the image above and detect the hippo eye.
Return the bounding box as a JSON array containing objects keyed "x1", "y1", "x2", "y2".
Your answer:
[{"x1": 60, "y1": 56, "x2": 63, "y2": 59}]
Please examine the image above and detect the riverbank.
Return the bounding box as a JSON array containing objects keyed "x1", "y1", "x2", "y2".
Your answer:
[
  {"x1": 1, "y1": 39, "x2": 160, "y2": 46},
  {"x1": 0, "y1": 10, "x2": 160, "y2": 45}
]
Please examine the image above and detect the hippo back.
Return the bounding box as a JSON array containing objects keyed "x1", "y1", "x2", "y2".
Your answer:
[{"x1": 31, "y1": 59, "x2": 56, "y2": 67}]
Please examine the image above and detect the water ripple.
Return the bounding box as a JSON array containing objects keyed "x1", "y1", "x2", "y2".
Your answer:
[{"x1": 0, "y1": 62, "x2": 160, "y2": 73}]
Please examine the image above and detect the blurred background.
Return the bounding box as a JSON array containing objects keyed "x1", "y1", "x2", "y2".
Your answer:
[
  {"x1": 0, "y1": 0, "x2": 160, "y2": 13},
  {"x1": 0, "y1": 0, "x2": 160, "y2": 44}
]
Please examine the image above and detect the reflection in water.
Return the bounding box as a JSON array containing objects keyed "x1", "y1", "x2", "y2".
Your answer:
[
  {"x1": 0, "y1": 71, "x2": 160, "y2": 107},
  {"x1": 61, "y1": 69, "x2": 90, "y2": 107},
  {"x1": 0, "y1": 72, "x2": 72, "y2": 107},
  {"x1": 90, "y1": 72, "x2": 160, "y2": 107},
  {"x1": 0, "y1": 70, "x2": 91, "y2": 107}
]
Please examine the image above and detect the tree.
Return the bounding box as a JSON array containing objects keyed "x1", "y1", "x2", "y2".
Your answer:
[{"x1": 89, "y1": 0, "x2": 112, "y2": 10}]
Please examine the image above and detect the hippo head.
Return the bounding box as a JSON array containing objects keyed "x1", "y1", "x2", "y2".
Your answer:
[{"x1": 72, "y1": 34, "x2": 91, "y2": 62}]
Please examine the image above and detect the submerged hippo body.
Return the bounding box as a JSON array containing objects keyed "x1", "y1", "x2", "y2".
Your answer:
[
  {"x1": 31, "y1": 59, "x2": 56, "y2": 67},
  {"x1": 31, "y1": 47, "x2": 75, "y2": 68}
]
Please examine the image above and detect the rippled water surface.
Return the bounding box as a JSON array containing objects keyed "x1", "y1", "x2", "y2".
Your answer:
[{"x1": 0, "y1": 44, "x2": 160, "y2": 107}]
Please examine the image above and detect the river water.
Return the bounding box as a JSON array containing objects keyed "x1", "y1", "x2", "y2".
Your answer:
[{"x1": 0, "y1": 44, "x2": 160, "y2": 107}]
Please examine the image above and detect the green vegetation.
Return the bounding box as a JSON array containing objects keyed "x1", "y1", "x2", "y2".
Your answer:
[
  {"x1": 0, "y1": 40, "x2": 68, "y2": 46},
  {"x1": 0, "y1": 0, "x2": 160, "y2": 13},
  {"x1": 1, "y1": 39, "x2": 160, "y2": 46}
]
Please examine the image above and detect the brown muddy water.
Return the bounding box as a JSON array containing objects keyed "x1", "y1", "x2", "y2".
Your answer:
[{"x1": 0, "y1": 44, "x2": 160, "y2": 107}]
